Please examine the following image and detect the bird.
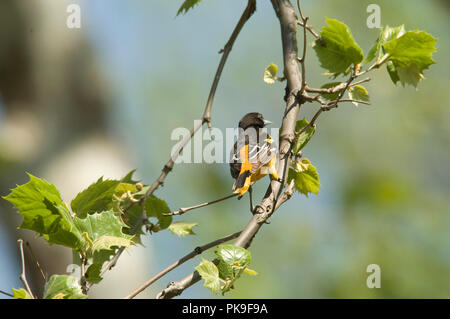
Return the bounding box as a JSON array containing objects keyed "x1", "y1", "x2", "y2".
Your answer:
[{"x1": 229, "y1": 112, "x2": 279, "y2": 210}]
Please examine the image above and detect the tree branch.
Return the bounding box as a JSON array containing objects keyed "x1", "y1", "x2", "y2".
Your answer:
[
  {"x1": 154, "y1": 0, "x2": 304, "y2": 298},
  {"x1": 124, "y1": 230, "x2": 242, "y2": 299},
  {"x1": 296, "y1": 0, "x2": 319, "y2": 39},
  {"x1": 0, "y1": 290, "x2": 14, "y2": 298},
  {"x1": 17, "y1": 239, "x2": 35, "y2": 299},
  {"x1": 304, "y1": 77, "x2": 371, "y2": 95},
  {"x1": 164, "y1": 193, "x2": 238, "y2": 216}
]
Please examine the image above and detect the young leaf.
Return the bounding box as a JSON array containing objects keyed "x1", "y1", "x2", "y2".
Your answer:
[
  {"x1": 382, "y1": 30, "x2": 436, "y2": 88},
  {"x1": 313, "y1": 18, "x2": 363, "y2": 76},
  {"x1": 11, "y1": 288, "x2": 32, "y2": 299},
  {"x1": 383, "y1": 30, "x2": 436, "y2": 70},
  {"x1": 363, "y1": 36, "x2": 381, "y2": 66},
  {"x1": 348, "y1": 85, "x2": 370, "y2": 106},
  {"x1": 288, "y1": 158, "x2": 320, "y2": 196},
  {"x1": 144, "y1": 195, "x2": 172, "y2": 231},
  {"x1": 217, "y1": 261, "x2": 233, "y2": 280},
  {"x1": 195, "y1": 258, "x2": 221, "y2": 295},
  {"x1": 364, "y1": 25, "x2": 406, "y2": 65},
  {"x1": 115, "y1": 183, "x2": 137, "y2": 197},
  {"x1": 168, "y1": 222, "x2": 199, "y2": 237},
  {"x1": 293, "y1": 118, "x2": 316, "y2": 154},
  {"x1": 84, "y1": 249, "x2": 117, "y2": 284},
  {"x1": 84, "y1": 262, "x2": 103, "y2": 284},
  {"x1": 74, "y1": 210, "x2": 133, "y2": 253},
  {"x1": 43, "y1": 275, "x2": 87, "y2": 299},
  {"x1": 3, "y1": 174, "x2": 84, "y2": 250},
  {"x1": 121, "y1": 204, "x2": 146, "y2": 245},
  {"x1": 381, "y1": 25, "x2": 406, "y2": 43},
  {"x1": 71, "y1": 177, "x2": 120, "y2": 218},
  {"x1": 397, "y1": 64, "x2": 424, "y2": 88},
  {"x1": 214, "y1": 245, "x2": 255, "y2": 295},
  {"x1": 177, "y1": 0, "x2": 202, "y2": 16},
  {"x1": 91, "y1": 236, "x2": 132, "y2": 252},
  {"x1": 264, "y1": 63, "x2": 279, "y2": 84},
  {"x1": 386, "y1": 60, "x2": 400, "y2": 84},
  {"x1": 120, "y1": 170, "x2": 139, "y2": 184},
  {"x1": 215, "y1": 244, "x2": 251, "y2": 267},
  {"x1": 319, "y1": 82, "x2": 344, "y2": 101}
]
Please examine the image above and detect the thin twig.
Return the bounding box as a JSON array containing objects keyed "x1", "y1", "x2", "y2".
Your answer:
[
  {"x1": 298, "y1": 11, "x2": 308, "y2": 93},
  {"x1": 17, "y1": 239, "x2": 35, "y2": 299},
  {"x1": 305, "y1": 77, "x2": 371, "y2": 95},
  {"x1": 25, "y1": 242, "x2": 45, "y2": 281},
  {"x1": 296, "y1": 21, "x2": 320, "y2": 39},
  {"x1": 337, "y1": 99, "x2": 371, "y2": 105},
  {"x1": 0, "y1": 290, "x2": 14, "y2": 298},
  {"x1": 124, "y1": 231, "x2": 242, "y2": 299},
  {"x1": 296, "y1": 0, "x2": 319, "y2": 39},
  {"x1": 164, "y1": 193, "x2": 238, "y2": 216},
  {"x1": 356, "y1": 54, "x2": 390, "y2": 77},
  {"x1": 274, "y1": 179, "x2": 295, "y2": 210}
]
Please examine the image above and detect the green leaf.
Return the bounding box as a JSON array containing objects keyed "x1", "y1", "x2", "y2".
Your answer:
[
  {"x1": 319, "y1": 82, "x2": 344, "y2": 101},
  {"x1": 288, "y1": 158, "x2": 320, "y2": 196},
  {"x1": 397, "y1": 64, "x2": 424, "y2": 88},
  {"x1": 84, "y1": 249, "x2": 117, "y2": 284},
  {"x1": 72, "y1": 211, "x2": 133, "y2": 284},
  {"x1": 177, "y1": 0, "x2": 202, "y2": 16},
  {"x1": 386, "y1": 60, "x2": 400, "y2": 84},
  {"x1": 3, "y1": 174, "x2": 83, "y2": 249},
  {"x1": 364, "y1": 25, "x2": 406, "y2": 65},
  {"x1": 168, "y1": 222, "x2": 198, "y2": 237},
  {"x1": 363, "y1": 36, "x2": 381, "y2": 66},
  {"x1": 215, "y1": 244, "x2": 251, "y2": 267},
  {"x1": 84, "y1": 262, "x2": 103, "y2": 284},
  {"x1": 115, "y1": 183, "x2": 137, "y2": 197},
  {"x1": 213, "y1": 245, "x2": 255, "y2": 295},
  {"x1": 43, "y1": 275, "x2": 87, "y2": 299},
  {"x1": 91, "y1": 236, "x2": 132, "y2": 252},
  {"x1": 313, "y1": 18, "x2": 363, "y2": 76},
  {"x1": 11, "y1": 288, "x2": 32, "y2": 299},
  {"x1": 217, "y1": 261, "x2": 233, "y2": 280},
  {"x1": 120, "y1": 170, "x2": 139, "y2": 184},
  {"x1": 144, "y1": 195, "x2": 172, "y2": 232},
  {"x1": 121, "y1": 204, "x2": 145, "y2": 245},
  {"x1": 382, "y1": 30, "x2": 436, "y2": 88},
  {"x1": 383, "y1": 30, "x2": 436, "y2": 69},
  {"x1": 74, "y1": 210, "x2": 133, "y2": 253},
  {"x1": 348, "y1": 85, "x2": 370, "y2": 106},
  {"x1": 71, "y1": 177, "x2": 120, "y2": 218},
  {"x1": 382, "y1": 25, "x2": 407, "y2": 43},
  {"x1": 264, "y1": 63, "x2": 278, "y2": 84},
  {"x1": 293, "y1": 118, "x2": 316, "y2": 154},
  {"x1": 195, "y1": 258, "x2": 220, "y2": 295}
]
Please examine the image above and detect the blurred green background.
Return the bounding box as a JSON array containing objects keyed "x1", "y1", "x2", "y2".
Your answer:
[{"x1": 0, "y1": 0, "x2": 449, "y2": 298}]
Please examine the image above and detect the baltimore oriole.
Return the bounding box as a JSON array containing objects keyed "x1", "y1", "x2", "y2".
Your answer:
[{"x1": 230, "y1": 113, "x2": 279, "y2": 198}]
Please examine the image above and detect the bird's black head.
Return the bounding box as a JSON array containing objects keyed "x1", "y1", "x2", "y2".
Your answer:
[{"x1": 238, "y1": 112, "x2": 271, "y2": 130}]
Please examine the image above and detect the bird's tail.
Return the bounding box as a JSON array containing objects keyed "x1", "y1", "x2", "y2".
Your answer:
[{"x1": 232, "y1": 170, "x2": 252, "y2": 196}]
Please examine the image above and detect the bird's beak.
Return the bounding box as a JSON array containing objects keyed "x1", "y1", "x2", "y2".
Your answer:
[{"x1": 263, "y1": 119, "x2": 272, "y2": 126}]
